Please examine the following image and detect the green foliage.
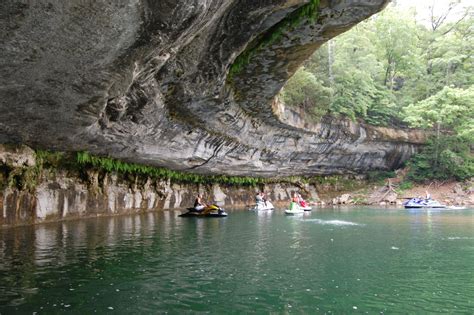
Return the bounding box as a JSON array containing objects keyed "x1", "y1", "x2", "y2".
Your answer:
[
  {"x1": 0, "y1": 150, "x2": 317, "y2": 190},
  {"x1": 280, "y1": 3, "x2": 473, "y2": 129},
  {"x1": 403, "y1": 85, "x2": 474, "y2": 181},
  {"x1": 310, "y1": 175, "x2": 365, "y2": 191},
  {"x1": 373, "y1": 7, "x2": 424, "y2": 89},
  {"x1": 366, "y1": 170, "x2": 396, "y2": 183},
  {"x1": 277, "y1": 2, "x2": 473, "y2": 181},
  {"x1": 3, "y1": 165, "x2": 39, "y2": 192},
  {"x1": 403, "y1": 86, "x2": 474, "y2": 141},
  {"x1": 398, "y1": 181, "x2": 414, "y2": 191},
  {"x1": 395, "y1": 181, "x2": 414, "y2": 194},
  {"x1": 0, "y1": 150, "x2": 61, "y2": 192},
  {"x1": 280, "y1": 67, "x2": 332, "y2": 120},
  {"x1": 407, "y1": 136, "x2": 474, "y2": 182},
  {"x1": 228, "y1": 0, "x2": 320, "y2": 78},
  {"x1": 2, "y1": 150, "x2": 71, "y2": 192},
  {"x1": 76, "y1": 151, "x2": 311, "y2": 187},
  {"x1": 36, "y1": 150, "x2": 66, "y2": 169}
]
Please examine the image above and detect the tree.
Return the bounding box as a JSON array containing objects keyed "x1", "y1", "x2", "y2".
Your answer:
[
  {"x1": 280, "y1": 68, "x2": 332, "y2": 120},
  {"x1": 280, "y1": 3, "x2": 473, "y2": 134},
  {"x1": 404, "y1": 86, "x2": 474, "y2": 181},
  {"x1": 373, "y1": 7, "x2": 423, "y2": 90},
  {"x1": 403, "y1": 86, "x2": 474, "y2": 140}
]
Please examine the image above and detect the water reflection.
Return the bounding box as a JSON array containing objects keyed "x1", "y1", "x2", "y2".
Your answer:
[{"x1": 0, "y1": 208, "x2": 473, "y2": 314}]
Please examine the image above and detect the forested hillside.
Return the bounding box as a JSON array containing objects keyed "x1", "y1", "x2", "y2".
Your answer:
[{"x1": 280, "y1": 2, "x2": 473, "y2": 181}]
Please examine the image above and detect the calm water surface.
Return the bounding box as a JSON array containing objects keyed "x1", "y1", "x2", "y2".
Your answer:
[{"x1": 1, "y1": 207, "x2": 473, "y2": 314}]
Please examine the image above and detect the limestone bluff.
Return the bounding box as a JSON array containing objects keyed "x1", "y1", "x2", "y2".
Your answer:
[{"x1": 0, "y1": 0, "x2": 421, "y2": 177}]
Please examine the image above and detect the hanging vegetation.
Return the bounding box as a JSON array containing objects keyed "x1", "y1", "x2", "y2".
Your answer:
[{"x1": 75, "y1": 151, "x2": 311, "y2": 186}]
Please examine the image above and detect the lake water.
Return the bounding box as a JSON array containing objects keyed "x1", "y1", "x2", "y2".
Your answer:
[{"x1": 1, "y1": 207, "x2": 473, "y2": 314}]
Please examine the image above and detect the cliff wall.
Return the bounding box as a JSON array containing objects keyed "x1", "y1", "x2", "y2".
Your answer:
[
  {"x1": 1, "y1": 145, "x2": 319, "y2": 227},
  {"x1": 0, "y1": 0, "x2": 425, "y2": 178}
]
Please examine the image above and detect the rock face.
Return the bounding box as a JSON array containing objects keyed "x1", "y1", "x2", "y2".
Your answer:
[
  {"x1": 2, "y1": 174, "x2": 317, "y2": 227},
  {"x1": 0, "y1": 145, "x2": 321, "y2": 227},
  {"x1": 0, "y1": 0, "x2": 422, "y2": 177}
]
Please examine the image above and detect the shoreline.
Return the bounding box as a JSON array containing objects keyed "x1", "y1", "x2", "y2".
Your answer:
[
  {"x1": 1, "y1": 144, "x2": 472, "y2": 228},
  {"x1": 2, "y1": 202, "x2": 472, "y2": 231},
  {"x1": 320, "y1": 180, "x2": 474, "y2": 207}
]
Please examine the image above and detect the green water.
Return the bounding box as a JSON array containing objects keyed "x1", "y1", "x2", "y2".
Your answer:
[{"x1": 1, "y1": 207, "x2": 473, "y2": 314}]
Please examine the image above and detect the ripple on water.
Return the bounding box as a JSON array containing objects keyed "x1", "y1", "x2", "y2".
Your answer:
[
  {"x1": 301, "y1": 219, "x2": 362, "y2": 226},
  {"x1": 445, "y1": 236, "x2": 474, "y2": 240},
  {"x1": 1, "y1": 209, "x2": 473, "y2": 313}
]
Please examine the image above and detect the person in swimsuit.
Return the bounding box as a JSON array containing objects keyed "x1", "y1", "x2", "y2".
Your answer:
[{"x1": 194, "y1": 194, "x2": 207, "y2": 211}]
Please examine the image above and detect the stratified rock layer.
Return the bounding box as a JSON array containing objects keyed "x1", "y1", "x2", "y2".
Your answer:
[
  {"x1": 1, "y1": 171, "x2": 318, "y2": 227},
  {"x1": 0, "y1": 0, "x2": 421, "y2": 177}
]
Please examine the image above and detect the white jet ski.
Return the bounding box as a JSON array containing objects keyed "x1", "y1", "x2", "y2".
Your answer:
[
  {"x1": 300, "y1": 204, "x2": 312, "y2": 211},
  {"x1": 249, "y1": 201, "x2": 275, "y2": 211},
  {"x1": 285, "y1": 203, "x2": 304, "y2": 215}
]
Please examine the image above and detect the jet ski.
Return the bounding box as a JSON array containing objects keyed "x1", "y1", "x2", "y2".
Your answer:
[
  {"x1": 179, "y1": 204, "x2": 228, "y2": 217},
  {"x1": 403, "y1": 198, "x2": 446, "y2": 209},
  {"x1": 285, "y1": 202, "x2": 304, "y2": 215},
  {"x1": 299, "y1": 200, "x2": 312, "y2": 211},
  {"x1": 249, "y1": 201, "x2": 275, "y2": 211}
]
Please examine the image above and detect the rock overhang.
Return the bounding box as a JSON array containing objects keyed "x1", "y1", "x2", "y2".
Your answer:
[{"x1": 0, "y1": 0, "x2": 424, "y2": 177}]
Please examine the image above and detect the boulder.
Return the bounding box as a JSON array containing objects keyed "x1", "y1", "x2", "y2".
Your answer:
[
  {"x1": 385, "y1": 192, "x2": 398, "y2": 204},
  {"x1": 0, "y1": 144, "x2": 36, "y2": 168},
  {"x1": 453, "y1": 184, "x2": 464, "y2": 195}
]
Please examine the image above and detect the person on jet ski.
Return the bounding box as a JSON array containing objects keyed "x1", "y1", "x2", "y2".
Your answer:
[
  {"x1": 298, "y1": 193, "x2": 308, "y2": 208},
  {"x1": 261, "y1": 191, "x2": 268, "y2": 207},
  {"x1": 194, "y1": 194, "x2": 207, "y2": 212},
  {"x1": 290, "y1": 192, "x2": 300, "y2": 210}
]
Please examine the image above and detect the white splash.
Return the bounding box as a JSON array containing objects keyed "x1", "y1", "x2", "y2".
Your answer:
[
  {"x1": 304, "y1": 219, "x2": 362, "y2": 226},
  {"x1": 446, "y1": 237, "x2": 474, "y2": 240}
]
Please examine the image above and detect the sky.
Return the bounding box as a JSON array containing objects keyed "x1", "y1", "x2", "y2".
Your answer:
[{"x1": 392, "y1": 0, "x2": 472, "y2": 26}]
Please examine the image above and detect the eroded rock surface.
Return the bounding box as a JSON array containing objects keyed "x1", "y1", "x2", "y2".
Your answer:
[{"x1": 0, "y1": 0, "x2": 421, "y2": 177}]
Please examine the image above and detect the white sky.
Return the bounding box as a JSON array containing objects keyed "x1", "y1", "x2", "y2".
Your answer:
[{"x1": 393, "y1": 0, "x2": 472, "y2": 26}]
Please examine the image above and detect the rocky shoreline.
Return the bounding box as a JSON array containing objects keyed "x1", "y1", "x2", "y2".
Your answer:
[
  {"x1": 0, "y1": 144, "x2": 321, "y2": 228},
  {"x1": 325, "y1": 179, "x2": 474, "y2": 207},
  {"x1": 1, "y1": 144, "x2": 472, "y2": 228}
]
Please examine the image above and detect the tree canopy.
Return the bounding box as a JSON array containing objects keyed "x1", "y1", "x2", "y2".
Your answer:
[{"x1": 280, "y1": 2, "x2": 474, "y2": 181}]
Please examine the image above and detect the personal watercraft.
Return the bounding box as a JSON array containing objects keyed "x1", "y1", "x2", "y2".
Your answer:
[
  {"x1": 249, "y1": 201, "x2": 275, "y2": 211},
  {"x1": 403, "y1": 198, "x2": 446, "y2": 209},
  {"x1": 299, "y1": 200, "x2": 312, "y2": 211},
  {"x1": 179, "y1": 204, "x2": 228, "y2": 217},
  {"x1": 285, "y1": 202, "x2": 304, "y2": 215}
]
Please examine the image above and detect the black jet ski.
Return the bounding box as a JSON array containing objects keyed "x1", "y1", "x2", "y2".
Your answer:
[{"x1": 179, "y1": 204, "x2": 228, "y2": 217}]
